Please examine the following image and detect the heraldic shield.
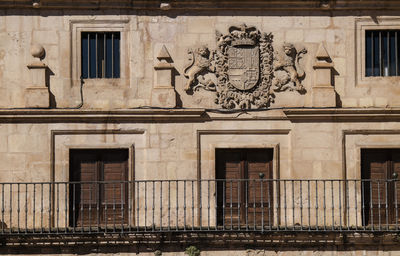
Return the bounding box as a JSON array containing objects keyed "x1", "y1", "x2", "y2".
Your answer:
[{"x1": 227, "y1": 46, "x2": 260, "y2": 91}]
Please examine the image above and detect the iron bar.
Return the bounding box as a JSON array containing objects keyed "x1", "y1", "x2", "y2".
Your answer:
[
  {"x1": 160, "y1": 181, "x2": 163, "y2": 231},
  {"x1": 395, "y1": 180, "x2": 398, "y2": 230}
]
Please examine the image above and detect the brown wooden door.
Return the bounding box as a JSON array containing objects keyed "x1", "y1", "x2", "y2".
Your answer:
[
  {"x1": 70, "y1": 149, "x2": 129, "y2": 227},
  {"x1": 216, "y1": 148, "x2": 273, "y2": 227},
  {"x1": 362, "y1": 149, "x2": 400, "y2": 225}
]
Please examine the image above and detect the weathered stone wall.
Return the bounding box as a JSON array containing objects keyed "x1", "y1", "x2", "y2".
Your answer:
[
  {"x1": 0, "y1": 116, "x2": 399, "y2": 228},
  {"x1": 2, "y1": 6, "x2": 400, "y2": 255},
  {"x1": 0, "y1": 9, "x2": 399, "y2": 109}
]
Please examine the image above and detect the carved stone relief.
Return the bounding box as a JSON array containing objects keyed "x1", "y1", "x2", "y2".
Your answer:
[
  {"x1": 183, "y1": 46, "x2": 217, "y2": 92},
  {"x1": 272, "y1": 43, "x2": 307, "y2": 93},
  {"x1": 183, "y1": 24, "x2": 308, "y2": 109}
]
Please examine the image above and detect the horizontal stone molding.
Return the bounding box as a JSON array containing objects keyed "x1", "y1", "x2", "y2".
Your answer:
[
  {"x1": 0, "y1": 109, "x2": 206, "y2": 123},
  {"x1": 2, "y1": 0, "x2": 400, "y2": 10},
  {"x1": 284, "y1": 108, "x2": 400, "y2": 122},
  {"x1": 2, "y1": 108, "x2": 400, "y2": 123}
]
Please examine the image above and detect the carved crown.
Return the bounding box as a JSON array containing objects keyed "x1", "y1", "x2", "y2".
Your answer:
[{"x1": 228, "y1": 24, "x2": 258, "y2": 47}]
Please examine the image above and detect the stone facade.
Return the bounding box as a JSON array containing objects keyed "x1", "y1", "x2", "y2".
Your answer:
[{"x1": 2, "y1": 1, "x2": 400, "y2": 255}]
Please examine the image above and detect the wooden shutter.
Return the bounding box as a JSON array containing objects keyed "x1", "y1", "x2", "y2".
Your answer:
[
  {"x1": 101, "y1": 150, "x2": 128, "y2": 225},
  {"x1": 361, "y1": 149, "x2": 400, "y2": 225},
  {"x1": 216, "y1": 149, "x2": 243, "y2": 226},
  {"x1": 70, "y1": 149, "x2": 129, "y2": 227},
  {"x1": 247, "y1": 149, "x2": 273, "y2": 226},
  {"x1": 70, "y1": 151, "x2": 99, "y2": 227},
  {"x1": 391, "y1": 150, "x2": 400, "y2": 223},
  {"x1": 216, "y1": 148, "x2": 273, "y2": 227}
]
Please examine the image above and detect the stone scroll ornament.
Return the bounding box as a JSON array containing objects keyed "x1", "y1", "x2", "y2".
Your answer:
[{"x1": 183, "y1": 24, "x2": 307, "y2": 109}]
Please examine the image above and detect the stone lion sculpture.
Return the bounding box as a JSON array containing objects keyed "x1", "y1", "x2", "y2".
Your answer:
[
  {"x1": 183, "y1": 46, "x2": 216, "y2": 92},
  {"x1": 272, "y1": 43, "x2": 307, "y2": 92}
]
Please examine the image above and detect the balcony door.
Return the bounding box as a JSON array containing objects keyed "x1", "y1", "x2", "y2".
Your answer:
[
  {"x1": 69, "y1": 149, "x2": 129, "y2": 227},
  {"x1": 361, "y1": 149, "x2": 400, "y2": 225},
  {"x1": 216, "y1": 148, "x2": 273, "y2": 227}
]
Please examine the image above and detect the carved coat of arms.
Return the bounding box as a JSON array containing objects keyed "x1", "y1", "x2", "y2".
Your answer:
[
  {"x1": 227, "y1": 45, "x2": 259, "y2": 91},
  {"x1": 183, "y1": 24, "x2": 307, "y2": 109}
]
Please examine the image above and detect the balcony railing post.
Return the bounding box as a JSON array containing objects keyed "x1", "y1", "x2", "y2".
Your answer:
[
  {"x1": 168, "y1": 181, "x2": 171, "y2": 231},
  {"x1": 299, "y1": 180, "x2": 303, "y2": 230},
  {"x1": 339, "y1": 180, "x2": 342, "y2": 231},
  {"x1": 259, "y1": 173, "x2": 264, "y2": 233},
  {"x1": 395, "y1": 179, "x2": 399, "y2": 230},
  {"x1": 192, "y1": 180, "x2": 195, "y2": 230},
  {"x1": 315, "y1": 180, "x2": 318, "y2": 231},
  {"x1": 354, "y1": 180, "x2": 358, "y2": 229},
  {"x1": 152, "y1": 181, "x2": 155, "y2": 231},
  {"x1": 184, "y1": 180, "x2": 187, "y2": 231},
  {"x1": 208, "y1": 180, "x2": 211, "y2": 231},
  {"x1": 160, "y1": 181, "x2": 163, "y2": 231}
]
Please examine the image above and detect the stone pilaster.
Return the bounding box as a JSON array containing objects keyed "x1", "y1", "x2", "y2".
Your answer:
[
  {"x1": 151, "y1": 45, "x2": 176, "y2": 108},
  {"x1": 312, "y1": 43, "x2": 336, "y2": 107}
]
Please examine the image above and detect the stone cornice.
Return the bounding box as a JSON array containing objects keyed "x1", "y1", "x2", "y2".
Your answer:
[
  {"x1": 284, "y1": 108, "x2": 400, "y2": 122},
  {"x1": 1, "y1": 108, "x2": 400, "y2": 123},
  {"x1": 2, "y1": 0, "x2": 400, "y2": 10},
  {"x1": 0, "y1": 109, "x2": 207, "y2": 123}
]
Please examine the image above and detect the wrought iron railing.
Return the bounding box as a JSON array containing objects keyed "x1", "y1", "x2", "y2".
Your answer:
[{"x1": 0, "y1": 179, "x2": 400, "y2": 235}]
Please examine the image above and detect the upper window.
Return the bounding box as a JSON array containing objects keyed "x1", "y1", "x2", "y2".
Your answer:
[
  {"x1": 365, "y1": 30, "x2": 400, "y2": 77},
  {"x1": 81, "y1": 32, "x2": 120, "y2": 79}
]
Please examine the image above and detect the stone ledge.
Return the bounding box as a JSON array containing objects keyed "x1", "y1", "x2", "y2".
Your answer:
[
  {"x1": 2, "y1": 0, "x2": 400, "y2": 10},
  {"x1": 284, "y1": 108, "x2": 400, "y2": 122},
  {"x1": 0, "y1": 109, "x2": 207, "y2": 123},
  {"x1": 2, "y1": 108, "x2": 400, "y2": 123}
]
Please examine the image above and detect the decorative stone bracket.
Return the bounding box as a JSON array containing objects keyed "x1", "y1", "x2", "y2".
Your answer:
[
  {"x1": 25, "y1": 44, "x2": 50, "y2": 108},
  {"x1": 152, "y1": 45, "x2": 176, "y2": 108},
  {"x1": 312, "y1": 43, "x2": 336, "y2": 107}
]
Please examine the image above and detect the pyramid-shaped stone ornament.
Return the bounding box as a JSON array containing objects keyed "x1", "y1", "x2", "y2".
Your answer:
[
  {"x1": 315, "y1": 43, "x2": 330, "y2": 60},
  {"x1": 152, "y1": 45, "x2": 176, "y2": 108},
  {"x1": 312, "y1": 43, "x2": 336, "y2": 107},
  {"x1": 157, "y1": 45, "x2": 172, "y2": 62}
]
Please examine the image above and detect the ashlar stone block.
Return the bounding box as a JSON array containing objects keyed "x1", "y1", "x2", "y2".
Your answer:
[
  {"x1": 25, "y1": 87, "x2": 50, "y2": 108},
  {"x1": 28, "y1": 64, "x2": 46, "y2": 87},
  {"x1": 155, "y1": 67, "x2": 173, "y2": 88},
  {"x1": 150, "y1": 88, "x2": 176, "y2": 108},
  {"x1": 315, "y1": 67, "x2": 331, "y2": 86},
  {"x1": 312, "y1": 86, "x2": 336, "y2": 108}
]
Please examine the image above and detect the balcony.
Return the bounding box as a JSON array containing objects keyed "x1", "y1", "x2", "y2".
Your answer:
[{"x1": 1, "y1": 179, "x2": 399, "y2": 237}]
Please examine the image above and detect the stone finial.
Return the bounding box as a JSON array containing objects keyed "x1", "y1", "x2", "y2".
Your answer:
[
  {"x1": 313, "y1": 43, "x2": 333, "y2": 70},
  {"x1": 315, "y1": 43, "x2": 330, "y2": 61},
  {"x1": 157, "y1": 45, "x2": 172, "y2": 62},
  {"x1": 26, "y1": 43, "x2": 49, "y2": 108},
  {"x1": 312, "y1": 43, "x2": 336, "y2": 107},
  {"x1": 30, "y1": 44, "x2": 45, "y2": 60},
  {"x1": 152, "y1": 45, "x2": 176, "y2": 108}
]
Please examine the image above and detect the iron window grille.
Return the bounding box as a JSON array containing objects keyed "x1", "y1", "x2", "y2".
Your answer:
[
  {"x1": 81, "y1": 32, "x2": 120, "y2": 79},
  {"x1": 365, "y1": 30, "x2": 400, "y2": 77}
]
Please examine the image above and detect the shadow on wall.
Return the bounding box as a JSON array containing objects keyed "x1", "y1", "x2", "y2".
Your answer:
[
  {"x1": 3, "y1": 7, "x2": 400, "y2": 17},
  {"x1": 46, "y1": 67, "x2": 56, "y2": 108},
  {"x1": 332, "y1": 67, "x2": 342, "y2": 107},
  {"x1": 1, "y1": 232, "x2": 400, "y2": 254}
]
